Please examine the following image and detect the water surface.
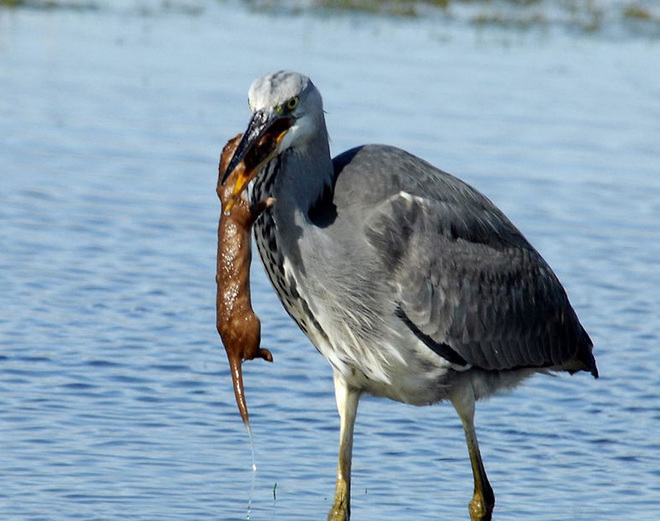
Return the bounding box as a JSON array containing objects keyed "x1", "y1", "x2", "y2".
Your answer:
[{"x1": 1, "y1": 3, "x2": 659, "y2": 520}]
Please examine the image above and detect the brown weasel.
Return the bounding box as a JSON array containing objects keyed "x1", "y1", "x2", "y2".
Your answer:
[{"x1": 216, "y1": 133, "x2": 274, "y2": 427}]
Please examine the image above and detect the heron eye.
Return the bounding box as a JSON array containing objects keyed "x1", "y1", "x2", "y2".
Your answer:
[{"x1": 286, "y1": 96, "x2": 299, "y2": 111}]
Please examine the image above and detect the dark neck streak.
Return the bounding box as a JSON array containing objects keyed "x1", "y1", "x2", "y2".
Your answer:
[
  {"x1": 251, "y1": 147, "x2": 335, "y2": 348},
  {"x1": 254, "y1": 149, "x2": 330, "y2": 273}
]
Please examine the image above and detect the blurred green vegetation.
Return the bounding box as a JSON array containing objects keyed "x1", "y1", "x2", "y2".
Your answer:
[
  {"x1": 306, "y1": 0, "x2": 660, "y2": 33},
  {"x1": 1, "y1": 0, "x2": 659, "y2": 35}
]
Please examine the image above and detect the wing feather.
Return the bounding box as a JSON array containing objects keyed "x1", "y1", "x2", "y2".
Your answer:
[
  {"x1": 365, "y1": 188, "x2": 590, "y2": 372},
  {"x1": 333, "y1": 145, "x2": 595, "y2": 375}
]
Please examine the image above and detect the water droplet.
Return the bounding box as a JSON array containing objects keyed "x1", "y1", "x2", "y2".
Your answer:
[{"x1": 245, "y1": 423, "x2": 258, "y2": 520}]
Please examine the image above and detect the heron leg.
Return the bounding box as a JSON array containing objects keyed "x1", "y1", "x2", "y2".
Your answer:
[
  {"x1": 327, "y1": 372, "x2": 361, "y2": 521},
  {"x1": 451, "y1": 387, "x2": 495, "y2": 521}
]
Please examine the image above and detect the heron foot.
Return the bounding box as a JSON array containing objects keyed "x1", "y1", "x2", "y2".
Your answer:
[
  {"x1": 328, "y1": 471, "x2": 350, "y2": 521},
  {"x1": 468, "y1": 488, "x2": 494, "y2": 521},
  {"x1": 327, "y1": 497, "x2": 349, "y2": 521}
]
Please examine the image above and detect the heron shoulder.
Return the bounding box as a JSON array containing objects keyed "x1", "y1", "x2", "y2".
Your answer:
[{"x1": 332, "y1": 144, "x2": 531, "y2": 251}]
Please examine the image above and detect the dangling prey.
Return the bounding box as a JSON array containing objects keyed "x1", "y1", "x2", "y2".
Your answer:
[{"x1": 216, "y1": 132, "x2": 280, "y2": 426}]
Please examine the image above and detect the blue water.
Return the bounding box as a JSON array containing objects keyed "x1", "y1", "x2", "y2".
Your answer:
[{"x1": 1, "y1": 3, "x2": 659, "y2": 520}]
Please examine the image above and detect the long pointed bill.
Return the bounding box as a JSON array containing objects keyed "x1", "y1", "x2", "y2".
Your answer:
[
  {"x1": 222, "y1": 109, "x2": 293, "y2": 184},
  {"x1": 222, "y1": 111, "x2": 293, "y2": 212},
  {"x1": 222, "y1": 109, "x2": 270, "y2": 185}
]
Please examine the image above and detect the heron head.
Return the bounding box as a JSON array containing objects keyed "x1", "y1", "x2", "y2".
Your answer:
[{"x1": 222, "y1": 71, "x2": 323, "y2": 200}]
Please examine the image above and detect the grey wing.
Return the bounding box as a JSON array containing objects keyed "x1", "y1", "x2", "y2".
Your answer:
[{"x1": 364, "y1": 189, "x2": 596, "y2": 374}]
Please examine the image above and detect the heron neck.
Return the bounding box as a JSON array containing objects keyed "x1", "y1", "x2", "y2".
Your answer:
[{"x1": 275, "y1": 130, "x2": 335, "y2": 214}]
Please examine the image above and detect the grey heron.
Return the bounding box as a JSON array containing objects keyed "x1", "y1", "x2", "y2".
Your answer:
[{"x1": 222, "y1": 71, "x2": 598, "y2": 521}]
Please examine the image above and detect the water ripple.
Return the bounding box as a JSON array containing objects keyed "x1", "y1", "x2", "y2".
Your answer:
[{"x1": 1, "y1": 4, "x2": 659, "y2": 521}]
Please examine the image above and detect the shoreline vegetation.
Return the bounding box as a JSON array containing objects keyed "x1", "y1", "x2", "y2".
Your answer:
[{"x1": 1, "y1": 0, "x2": 658, "y2": 36}]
